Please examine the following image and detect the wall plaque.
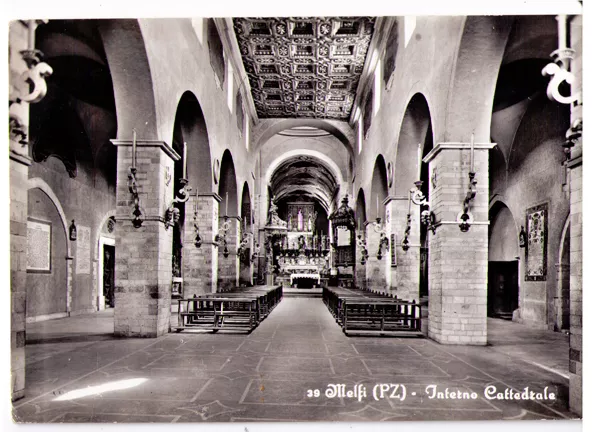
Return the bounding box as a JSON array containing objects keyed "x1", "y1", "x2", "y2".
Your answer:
[
  {"x1": 76, "y1": 225, "x2": 91, "y2": 275},
  {"x1": 525, "y1": 203, "x2": 548, "y2": 281},
  {"x1": 27, "y1": 219, "x2": 51, "y2": 273}
]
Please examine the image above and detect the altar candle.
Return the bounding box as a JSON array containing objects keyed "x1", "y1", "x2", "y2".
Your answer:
[
  {"x1": 470, "y1": 133, "x2": 475, "y2": 173},
  {"x1": 132, "y1": 129, "x2": 137, "y2": 169},
  {"x1": 417, "y1": 143, "x2": 422, "y2": 180},
  {"x1": 243, "y1": 217, "x2": 246, "y2": 232},
  {"x1": 225, "y1": 192, "x2": 228, "y2": 215},
  {"x1": 182, "y1": 141, "x2": 187, "y2": 179}
]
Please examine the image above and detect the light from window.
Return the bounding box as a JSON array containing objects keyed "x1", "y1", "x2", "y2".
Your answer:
[
  {"x1": 227, "y1": 61, "x2": 234, "y2": 113},
  {"x1": 245, "y1": 116, "x2": 250, "y2": 150},
  {"x1": 191, "y1": 19, "x2": 204, "y2": 44},
  {"x1": 373, "y1": 66, "x2": 381, "y2": 116},
  {"x1": 404, "y1": 16, "x2": 416, "y2": 48},
  {"x1": 358, "y1": 116, "x2": 363, "y2": 154}
]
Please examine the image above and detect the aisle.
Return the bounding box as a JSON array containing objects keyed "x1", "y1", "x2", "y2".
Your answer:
[{"x1": 14, "y1": 298, "x2": 575, "y2": 422}]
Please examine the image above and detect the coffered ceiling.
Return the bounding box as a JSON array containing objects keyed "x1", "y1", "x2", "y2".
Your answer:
[{"x1": 232, "y1": 17, "x2": 376, "y2": 120}]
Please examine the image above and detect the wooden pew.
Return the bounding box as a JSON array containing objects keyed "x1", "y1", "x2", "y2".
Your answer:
[
  {"x1": 322, "y1": 286, "x2": 423, "y2": 337},
  {"x1": 172, "y1": 285, "x2": 283, "y2": 333}
]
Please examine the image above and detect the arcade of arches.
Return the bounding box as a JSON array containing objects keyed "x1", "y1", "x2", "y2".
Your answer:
[{"x1": 9, "y1": 14, "x2": 583, "y2": 422}]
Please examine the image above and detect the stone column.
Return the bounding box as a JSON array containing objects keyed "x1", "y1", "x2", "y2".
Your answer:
[
  {"x1": 355, "y1": 229, "x2": 367, "y2": 289},
  {"x1": 365, "y1": 221, "x2": 388, "y2": 292},
  {"x1": 385, "y1": 196, "x2": 420, "y2": 302},
  {"x1": 424, "y1": 142, "x2": 494, "y2": 345},
  {"x1": 183, "y1": 193, "x2": 220, "y2": 295},
  {"x1": 217, "y1": 216, "x2": 239, "y2": 291},
  {"x1": 9, "y1": 20, "x2": 37, "y2": 401},
  {"x1": 112, "y1": 139, "x2": 179, "y2": 337},
  {"x1": 568, "y1": 14, "x2": 582, "y2": 417}
]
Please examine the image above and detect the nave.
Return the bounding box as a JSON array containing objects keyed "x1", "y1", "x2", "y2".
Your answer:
[{"x1": 14, "y1": 294, "x2": 575, "y2": 422}]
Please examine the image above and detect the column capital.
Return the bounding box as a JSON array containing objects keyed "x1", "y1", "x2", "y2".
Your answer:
[
  {"x1": 9, "y1": 149, "x2": 32, "y2": 166},
  {"x1": 424, "y1": 142, "x2": 497, "y2": 164},
  {"x1": 111, "y1": 138, "x2": 180, "y2": 162},
  {"x1": 567, "y1": 155, "x2": 582, "y2": 169},
  {"x1": 196, "y1": 192, "x2": 222, "y2": 202},
  {"x1": 383, "y1": 195, "x2": 409, "y2": 205}
]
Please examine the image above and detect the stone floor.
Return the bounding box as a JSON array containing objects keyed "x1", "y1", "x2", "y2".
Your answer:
[{"x1": 13, "y1": 297, "x2": 579, "y2": 423}]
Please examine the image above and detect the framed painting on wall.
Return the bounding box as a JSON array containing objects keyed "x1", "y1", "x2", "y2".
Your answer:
[
  {"x1": 525, "y1": 203, "x2": 548, "y2": 281},
  {"x1": 26, "y1": 218, "x2": 52, "y2": 273}
]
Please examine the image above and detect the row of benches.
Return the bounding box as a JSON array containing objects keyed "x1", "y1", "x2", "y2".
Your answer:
[
  {"x1": 172, "y1": 285, "x2": 283, "y2": 333},
  {"x1": 323, "y1": 286, "x2": 423, "y2": 337}
]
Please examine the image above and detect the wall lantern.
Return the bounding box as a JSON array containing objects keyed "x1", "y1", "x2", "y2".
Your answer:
[
  {"x1": 519, "y1": 226, "x2": 527, "y2": 248},
  {"x1": 69, "y1": 220, "x2": 77, "y2": 241}
]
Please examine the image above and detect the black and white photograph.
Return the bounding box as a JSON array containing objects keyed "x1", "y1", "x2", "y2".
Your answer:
[{"x1": 5, "y1": 1, "x2": 586, "y2": 429}]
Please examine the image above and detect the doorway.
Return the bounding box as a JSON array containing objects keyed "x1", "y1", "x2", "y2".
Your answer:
[
  {"x1": 103, "y1": 244, "x2": 115, "y2": 308},
  {"x1": 98, "y1": 236, "x2": 116, "y2": 309},
  {"x1": 488, "y1": 261, "x2": 519, "y2": 319}
]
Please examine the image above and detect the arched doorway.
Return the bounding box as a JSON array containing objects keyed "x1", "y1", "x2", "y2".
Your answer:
[
  {"x1": 218, "y1": 150, "x2": 238, "y2": 291},
  {"x1": 26, "y1": 188, "x2": 69, "y2": 321},
  {"x1": 488, "y1": 201, "x2": 520, "y2": 319}
]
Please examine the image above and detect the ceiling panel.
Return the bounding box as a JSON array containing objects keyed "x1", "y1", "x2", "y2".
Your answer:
[{"x1": 233, "y1": 17, "x2": 376, "y2": 119}]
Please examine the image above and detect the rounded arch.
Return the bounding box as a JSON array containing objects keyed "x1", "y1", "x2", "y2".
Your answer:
[
  {"x1": 488, "y1": 199, "x2": 520, "y2": 319},
  {"x1": 393, "y1": 93, "x2": 434, "y2": 195},
  {"x1": 219, "y1": 149, "x2": 239, "y2": 216},
  {"x1": 488, "y1": 200, "x2": 520, "y2": 261},
  {"x1": 27, "y1": 177, "x2": 72, "y2": 258},
  {"x1": 370, "y1": 154, "x2": 389, "y2": 221},
  {"x1": 356, "y1": 188, "x2": 367, "y2": 228},
  {"x1": 240, "y1": 181, "x2": 252, "y2": 224},
  {"x1": 94, "y1": 209, "x2": 117, "y2": 260},
  {"x1": 442, "y1": 16, "x2": 513, "y2": 142},
  {"x1": 172, "y1": 90, "x2": 212, "y2": 192},
  {"x1": 98, "y1": 19, "x2": 159, "y2": 140},
  {"x1": 265, "y1": 149, "x2": 346, "y2": 190},
  {"x1": 255, "y1": 119, "x2": 355, "y2": 157}
]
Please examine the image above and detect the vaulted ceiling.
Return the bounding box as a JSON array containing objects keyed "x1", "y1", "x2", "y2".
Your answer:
[
  {"x1": 270, "y1": 155, "x2": 339, "y2": 210},
  {"x1": 233, "y1": 17, "x2": 376, "y2": 120}
]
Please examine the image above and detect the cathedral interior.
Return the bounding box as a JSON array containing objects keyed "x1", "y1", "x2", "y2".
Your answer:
[{"x1": 8, "y1": 13, "x2": 583, "y2": 424}]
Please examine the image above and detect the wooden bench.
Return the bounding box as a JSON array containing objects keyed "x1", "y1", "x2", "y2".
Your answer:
[
  {"x1": 322, "y1": 286, "x2": 423, "y2": 337},
  {"x1": 172, "y1": 285, "x2": 283, "y2": 333}
]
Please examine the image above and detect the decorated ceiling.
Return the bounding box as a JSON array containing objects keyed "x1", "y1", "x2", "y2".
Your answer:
[
  {"x1": 233, "y1": 17, "x2": 376, "y2": 120},
  {"x1": 270, "y1": 155, "x2": 338, "y2": 210}
]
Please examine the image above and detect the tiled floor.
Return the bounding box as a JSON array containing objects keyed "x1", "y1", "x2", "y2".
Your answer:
[{"x1": 13, "y1": 297, "x2": 577, "y2": 422}]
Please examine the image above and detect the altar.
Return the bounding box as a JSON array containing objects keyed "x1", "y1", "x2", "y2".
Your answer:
[{"x1": 277, "y1": 251, "x2": 328, "y2": 288}]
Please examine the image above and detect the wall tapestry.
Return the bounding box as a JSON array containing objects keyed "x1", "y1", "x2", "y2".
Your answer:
[
  {"x1": 525, "y1": 203, "x2": 548, "y2": 281},
  {"x1": 27, "y1": 219, "x2": 51, "y2": 273}
]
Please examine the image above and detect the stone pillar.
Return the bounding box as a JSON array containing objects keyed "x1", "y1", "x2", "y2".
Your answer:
[
  {"x1": 9, "y1": 20, "x2": 35, "y2": 401},
  {"x1": 355, "y1": 229, "x2": 367, "y2": 289},
  {"x1": 112, "y1": 139, "x2": 179, "y2": 337},
  {"x1": 183, "y1": 193, "x2": 220, "y2": 295},
  {"x1": 217, "y1": 216, "x2": 239, "y2": 291},
  {"x1": 365, "y1": 221, "x2": 387, "y2": 292},
  {"x1": 424, "y1": 142, "x2": 494, "y2": 345},
  {"x1": 568, "y1": 14, "x2": 582, "y2": 417},
  {"x1": 385, "y1": 196, "x2": 420, "y2": 302}
]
